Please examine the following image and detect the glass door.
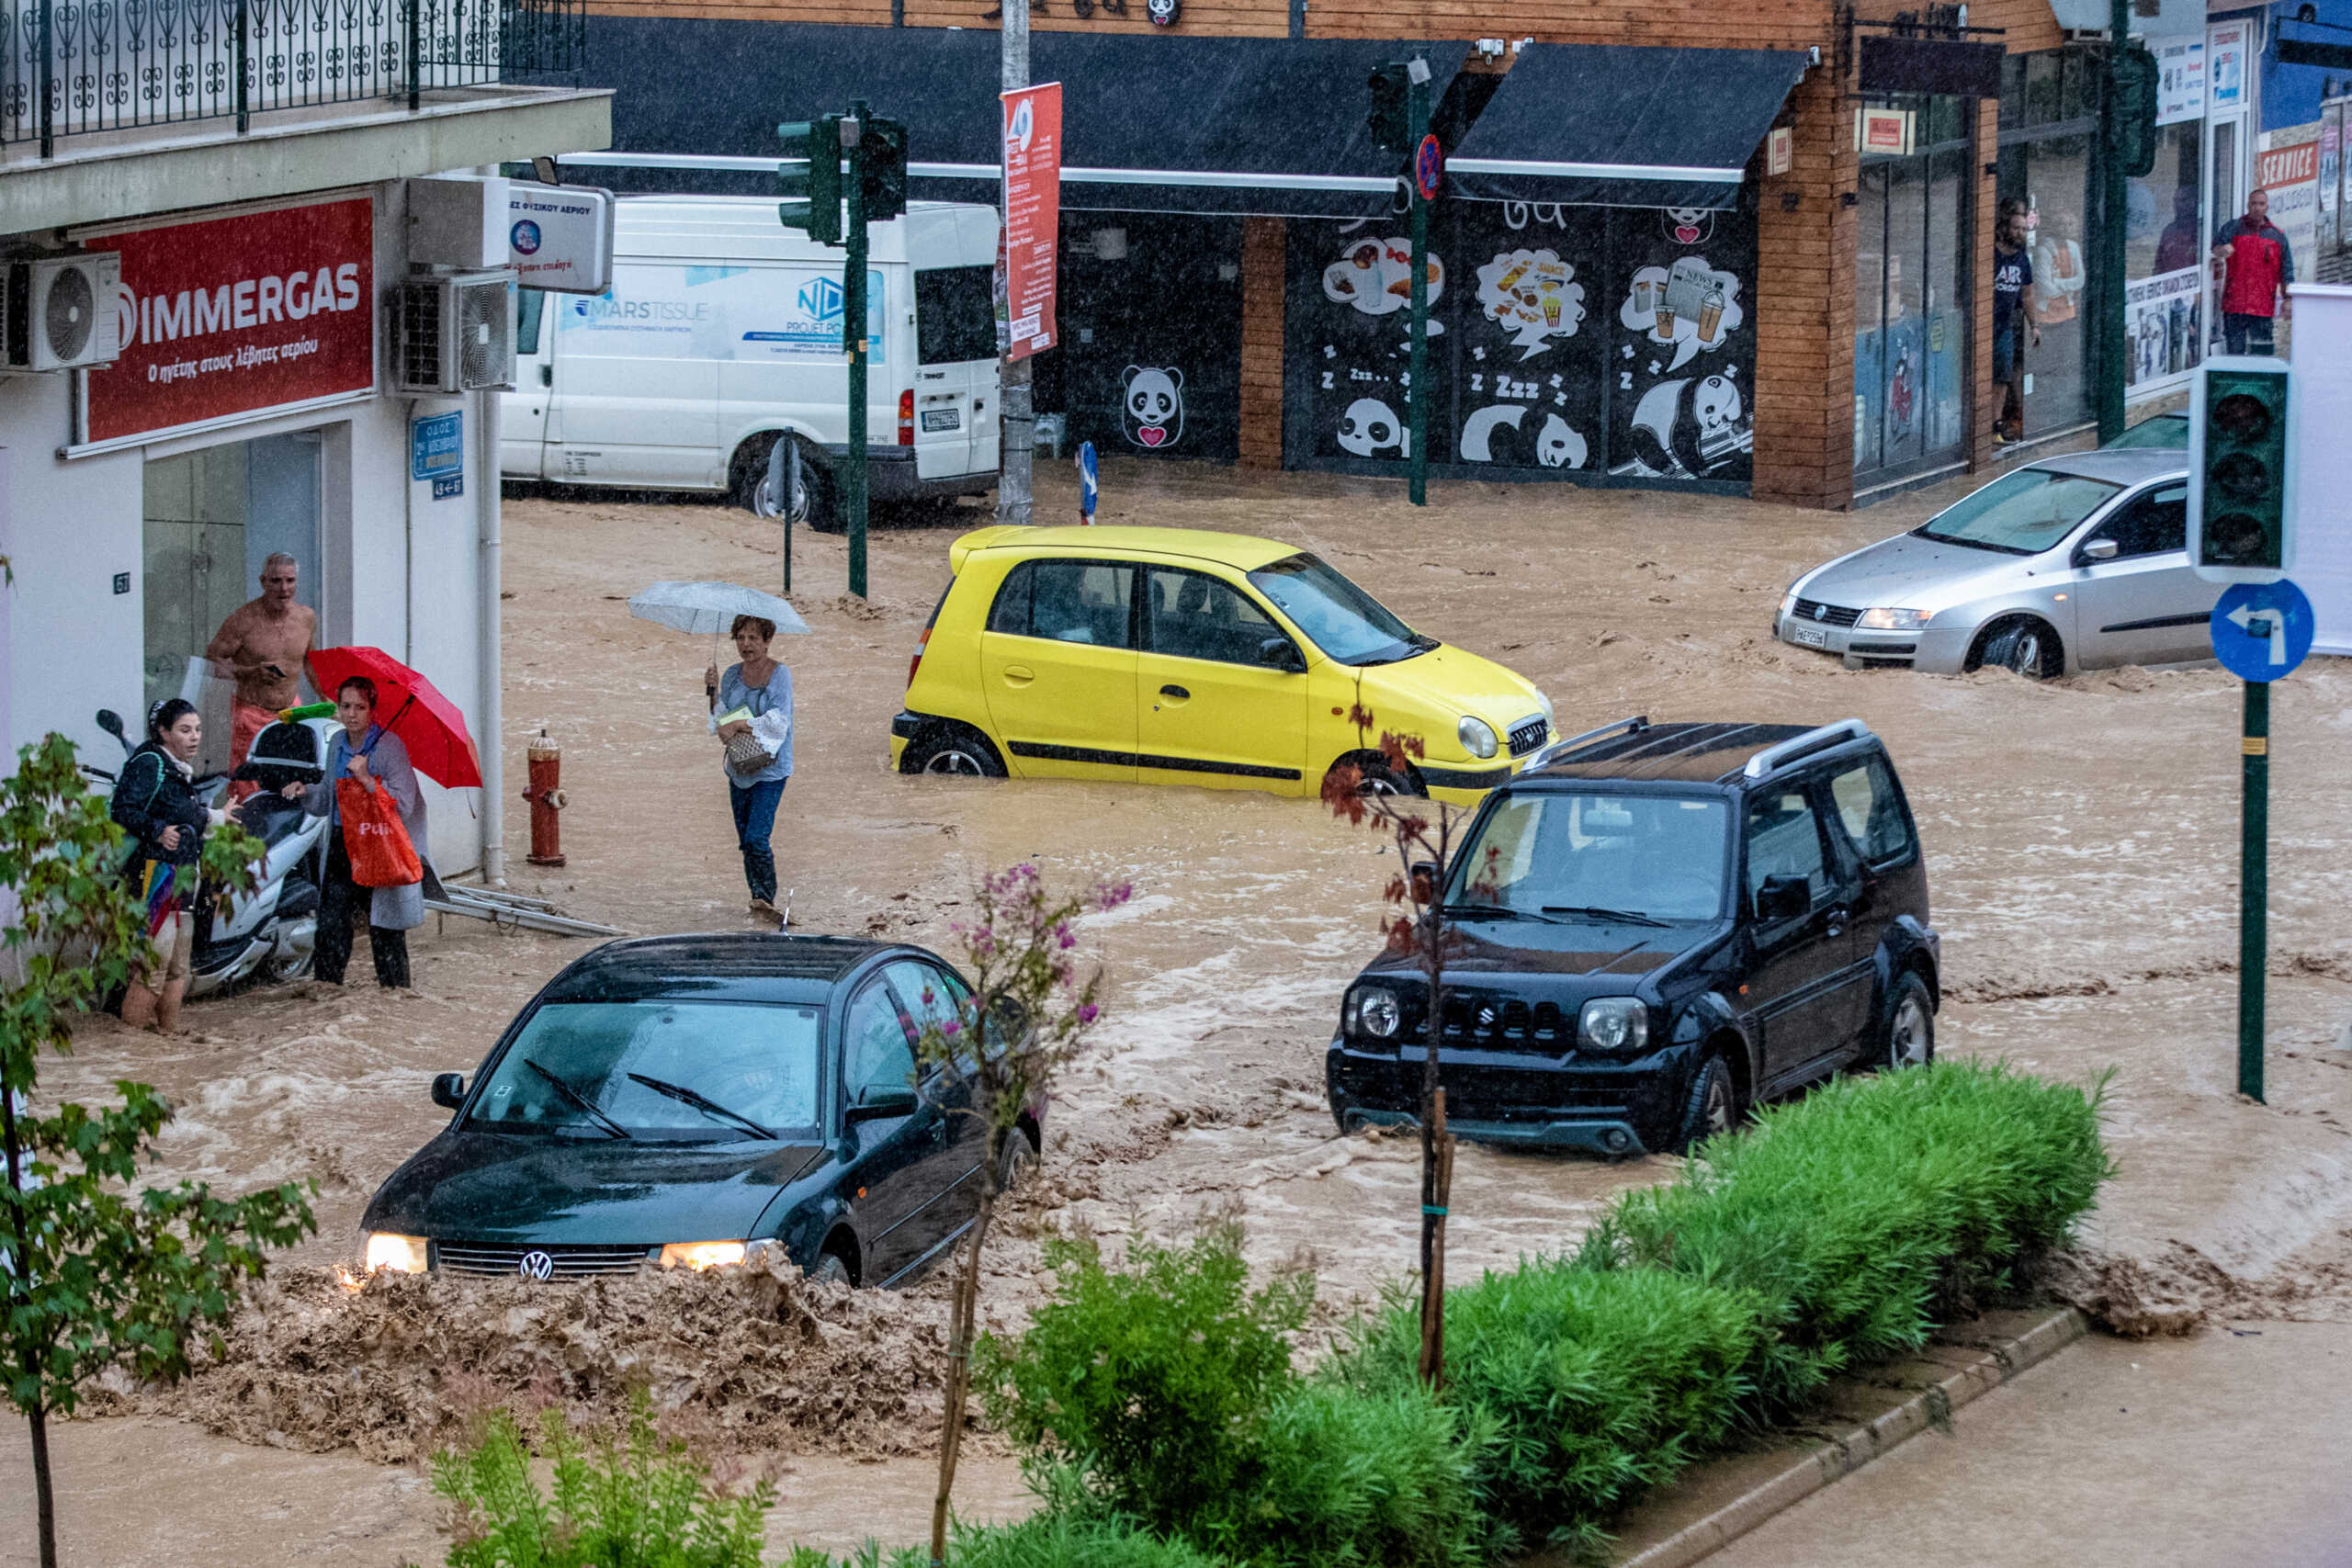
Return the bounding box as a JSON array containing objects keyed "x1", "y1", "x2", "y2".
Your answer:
[
  {"x1": 2206, "y1": 114, "x2": 2244, "y2": 355},
  {"x1": 1854, "y1": 96, "x2": 1972, "y2": 488}
]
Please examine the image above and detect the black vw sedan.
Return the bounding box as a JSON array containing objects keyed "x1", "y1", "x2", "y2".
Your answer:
[{"x1": 360, "y1": 934, "x2": 1032, "y2": 1288}]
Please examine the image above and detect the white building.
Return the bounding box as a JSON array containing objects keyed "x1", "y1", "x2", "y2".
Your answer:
[{"x1": 0, "y1": 0, "x2": 611, "y2": 876}]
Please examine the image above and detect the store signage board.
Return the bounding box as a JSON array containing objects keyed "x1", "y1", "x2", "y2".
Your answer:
[
  {"x1": 1858, "y1": 107, "x2": 1915, "y2": 156},
  {"x1": 412, "y1": 410, "x2": 464, "y2": 500},
  {"x1": 2259, "y1": 132, "x2": 2320, "y2": 283},
  {"x1": 2286, "y1": 284, "x2": 2352, "y2": 656},
  {"x1": 1001, "y1": 81, "x2": 1063, "y2": 363},
  {"x1": 508, "y1": 186, "x2": 614, "y2": 295},
  {"x1": 79, "y1": 196, "x2": 375, "y2": 448},
  {"x1": 2208, "y1": 21, "x2": 2247, "y2": 113},
  {"x1": 1767, "y1": 126, "x2": 1792, "y2": 177},
  {"x1": 2152, "y1": 35, "x2": 2205, "y2": 127}
]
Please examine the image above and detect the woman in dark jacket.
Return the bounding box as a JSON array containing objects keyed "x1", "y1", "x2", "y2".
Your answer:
[{"x1": 109, "y1": 697, "x2": 224, "y2": 1034}]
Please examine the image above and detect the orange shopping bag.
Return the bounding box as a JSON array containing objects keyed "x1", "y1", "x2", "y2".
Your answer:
[{"x1": 338, "y1": 777, "x2": 423, "y2": 887}]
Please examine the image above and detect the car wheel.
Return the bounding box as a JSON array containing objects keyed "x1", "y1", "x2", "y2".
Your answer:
[
  {"x1": 806, "y1": 1247, "x2": 853, "y2": 1289},
  {"x1": 1325, "y1": 753, "x2": 1424, "y2": 798},
  {"x1": 1981, "y1": 619, "x2": 2056, "y2": 680},
  {"x1": 902, "y1": 728, "x2": 1007, "y2": 777},
  {"x1": 1879, "y1": 971, "x2": 1936, "y2": 1071},
  {"x1": 997, "y1": 1129, "x2": 1038, "y2": 1193},
  {"x1": 1668, "y1": 1055, "x2": 1737, "y2": 1156}
]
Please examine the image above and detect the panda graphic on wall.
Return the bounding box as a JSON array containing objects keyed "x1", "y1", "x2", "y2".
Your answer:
[
  {"x1": 1123, "y1": 366, "x2": 1184, "y2": 450},
  {"x1": 1617, "y1": 374, "x2": 1750, "y2": 480},
  {"x1": 1336, "y1": 397, "x2": 1408, "y2": 459}
]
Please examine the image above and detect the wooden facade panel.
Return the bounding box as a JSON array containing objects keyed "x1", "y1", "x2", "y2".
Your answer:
[{"x1": 1239, "y1": 216, "x2": 1285, "y2": 469}]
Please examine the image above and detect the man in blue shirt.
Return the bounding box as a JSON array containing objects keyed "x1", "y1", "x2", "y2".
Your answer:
[{"x1": 1992, "y1": 200, "x2": 2040, "y2": 445}]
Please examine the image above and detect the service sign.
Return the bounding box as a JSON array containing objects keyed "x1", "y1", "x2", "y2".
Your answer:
[
  {"x1": 1001, "y1": 81, "x2": 1063, "y2": 362},
  {"x1": 509, "y1": 186, "x2": 615, "y2": 295},
  {"x1": 84, "y1": 196, "x2": 375, "y2": 446}
]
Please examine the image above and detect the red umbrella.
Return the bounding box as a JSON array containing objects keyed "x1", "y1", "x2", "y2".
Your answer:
[{"x1": 306, "y1": 647, "x2": 484, "y2": 789}]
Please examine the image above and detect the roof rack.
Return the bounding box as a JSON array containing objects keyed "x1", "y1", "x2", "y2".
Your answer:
[
  {"x1": 1522, "y1": 714, "x2": 1648, "y2": 773},
  {"x1": 1740, "y1": 718, "x2": 1871, "y2": 780}
]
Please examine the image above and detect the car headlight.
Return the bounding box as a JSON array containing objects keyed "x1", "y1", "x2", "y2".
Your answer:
[
  {"x1": 1458, "y1": 716, "x2": 1499, "y2": 760},
  {"x1": 1351, "y1": 986, "x2": 1403, "y2": 1041},
  {"x1": 1578, "y1": 998, "x2": 1650, "y2": 1054},
  {"x1": 1534, "y1": 690, "x2": 1555, "y2": 727},
  {"x1": 1856, "y1": 607, "x2": 1931, "y2": 631},
  {"x1": 659, "y1": 1240, "x2": 750, "y2": 1271},
  {"x1": 363, "y1": 1233, "x2": 429, "y2": 1274},
  {"x1": 1778, "y1": 589, "x2": 1800, "y2": 625}
]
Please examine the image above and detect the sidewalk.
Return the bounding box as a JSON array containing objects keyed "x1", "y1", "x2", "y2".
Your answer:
[{"x1": 1702, "y1": 1319, "x2": 2352, "y2": 1568}]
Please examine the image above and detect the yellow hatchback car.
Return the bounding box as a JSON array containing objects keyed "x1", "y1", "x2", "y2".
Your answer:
[{"x1": 888, "y1": 526, "x2": 1555, "y2": 804}]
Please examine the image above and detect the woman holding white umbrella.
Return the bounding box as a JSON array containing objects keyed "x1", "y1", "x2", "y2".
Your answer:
[{"x1": 627, "y1": 581, "x2": 809, "y2": 929}]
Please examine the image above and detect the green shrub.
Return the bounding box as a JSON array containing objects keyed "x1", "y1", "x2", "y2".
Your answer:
[
  {"x1": 1580, "y1": 1058, "x2": 2110, "y2": 1410},
  {"x1": 1198, "y1": 1378, "x2": 1487, "y2": 1568},
  {"x1": 977, "y1": 1226, "x2": 1313, "y2": 1531},
  {"x1": 427, "y1": 1397, "x2": 770, "y2": 1568},
  {"x1": 1333, "y1": 1263, "x2": 1768, "y2": 1554},
  {"x1": 779, "y1": 1513, "x2": 1235, "y2": 1568}
]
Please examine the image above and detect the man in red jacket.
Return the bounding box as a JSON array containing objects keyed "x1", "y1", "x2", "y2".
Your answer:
[{"x1": 2211, "y1": 187, "x2": 2295, "y2": 355}]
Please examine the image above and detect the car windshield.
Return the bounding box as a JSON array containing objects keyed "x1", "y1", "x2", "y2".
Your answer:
[
  {"x1": 1246, "y1": 552, "x2": 1427, "y2": 666},
  {"x1": 467, "y1": 1000, "x2": 822, "y2": 1139},
  {"x1": 2102, "y1": 413, "x2": 2188, "y2": 450},
  {"x1": 1912, "y1": 468, "x2": 2123, "y2": 556},
  {"x1": 1447, "y1": 791, "x2": 1730, "y2": 924}
]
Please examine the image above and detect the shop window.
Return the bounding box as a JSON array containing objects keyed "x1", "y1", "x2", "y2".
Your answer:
[
  {"x1": 518, "y1": 288, "x2": 546, "y2": 356},
  {"x1": 1855, "y1": 96, "x2": 1971, "y2": 485},
  {"x1": 2026, "y1": 53, "x2": 2063, "y2": 127},
  {"x1": 2124, "y1": 119, "x2": 2205, "y2": 393}
]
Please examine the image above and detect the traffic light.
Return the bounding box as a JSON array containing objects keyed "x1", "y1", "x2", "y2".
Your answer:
[
  {"x1": 777, "y1": 116, "x2": 843, "y2": 243},
  {"x1": 2109, "y1": 46, "x2": 2159, "y2": 180},
  {"x1": 2188, "y1": 358, "x2": 2296, "y2": 584},
  {"x1": 1366, "y1": 62, "x2": 1410, "y2": 154},
  {"x1": 862, "y1": 115, "x2": 909, "y2": 222}
]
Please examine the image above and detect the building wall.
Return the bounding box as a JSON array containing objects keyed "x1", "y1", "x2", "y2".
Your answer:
[
  {"x1": 0, "y1": 180, "x2": 493, "y2": 874},
  {"x1": 1754, "y1": 65, "x2": 1858, "y2": 509}
]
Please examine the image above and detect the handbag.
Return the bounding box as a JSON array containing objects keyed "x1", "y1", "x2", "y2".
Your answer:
[
  {"x1": 716, "y1": 703, "x2": 776, "y2": 780},
  {"x1": 340, "y1": 777, "x2": 423, "y2": 886}
]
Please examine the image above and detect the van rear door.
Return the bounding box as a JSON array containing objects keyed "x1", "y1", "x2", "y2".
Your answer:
[{"x1": 913, "y1": 264, "x2": 1000, "y2": 479}]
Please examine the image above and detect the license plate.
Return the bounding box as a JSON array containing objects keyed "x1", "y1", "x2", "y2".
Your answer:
[
  {"x1": 1792, "y1": 624, "x2": 1828, "y2": 649},
  {"x1": 921, "y1": 408, "x2": 962, "y2": 433}
]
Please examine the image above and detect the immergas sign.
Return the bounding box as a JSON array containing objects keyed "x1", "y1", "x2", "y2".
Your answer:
[
  {"x1": 79, "y1": 195, "x2": 375, "y2": 448},
  {"x1": 508, "y1": 185, "x2": 614, "y2": 295}
]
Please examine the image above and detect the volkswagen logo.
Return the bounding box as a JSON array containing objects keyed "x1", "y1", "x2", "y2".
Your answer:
[{"x1": 517, "y1": 1250, "x2": 555, "y2": 1280}]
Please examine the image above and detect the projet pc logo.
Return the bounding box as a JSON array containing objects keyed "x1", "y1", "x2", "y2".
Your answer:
[{"x1": 798, "y1": 276, "x2": 844, "y2": 321}]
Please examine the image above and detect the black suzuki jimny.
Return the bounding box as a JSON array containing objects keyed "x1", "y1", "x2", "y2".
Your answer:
[{"x1": 1326, "y1": 717, "x2": 1939, "y2": 1156}]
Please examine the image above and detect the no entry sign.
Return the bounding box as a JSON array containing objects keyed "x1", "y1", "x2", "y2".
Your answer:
[
  {"x1": 1001, "y1": 82, "x2": 1062, "y2": 363},
  {"x1": 81, "y1": 196, "x2": 376, "y2": 446}
]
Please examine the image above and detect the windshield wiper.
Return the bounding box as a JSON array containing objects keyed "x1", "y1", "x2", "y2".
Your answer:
[
  {"x1": 1912, "y1": 527, "x2": 2034, "y2": 556},
  {"x1": 627, "y1": 1072, "x2": 773, "y2": 1141},
  {"x1": 1444, "y1": 903, "x2": 1568, "y2": 925},
  {"x1": 1540, "y1": 905, "x2": 1671, "y2": 928},
  {"x1": 522, "y1": 1057, "x2": 632, "y2": 1139}
]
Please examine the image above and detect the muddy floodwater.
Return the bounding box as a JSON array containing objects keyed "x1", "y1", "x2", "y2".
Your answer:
[{"x1": 6, "y1": 458, "x2": 2351, "y2": 1564}]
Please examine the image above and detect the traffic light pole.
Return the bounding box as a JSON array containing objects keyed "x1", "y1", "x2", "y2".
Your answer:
[
  {"x1": 843, "y1": 102, "x2": 871, "y2": 600},
  {"x1": 2097, "y1": 0, "x2": 2130, "y2": 445},
  {"x1": 1408, "y1": 67, "x2": 1430, "y2": 507},
  {"x1": 2238, "y1": 675, "x2": 2268, "y2": 1101}
]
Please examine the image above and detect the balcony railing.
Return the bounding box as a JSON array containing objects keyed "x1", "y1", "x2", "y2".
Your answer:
[{"x1": 3, "y1": 0, "x2": 586, "y2": 158}]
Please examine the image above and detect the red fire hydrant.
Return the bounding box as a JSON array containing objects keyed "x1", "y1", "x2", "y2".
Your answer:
[{"x1": 522, "y1": 728, "x2": 567, "y2": 867}]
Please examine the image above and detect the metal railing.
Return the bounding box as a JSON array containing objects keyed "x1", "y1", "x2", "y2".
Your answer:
[{"x1": 3, "y1": 0, "x2": 585, "y2": 157}]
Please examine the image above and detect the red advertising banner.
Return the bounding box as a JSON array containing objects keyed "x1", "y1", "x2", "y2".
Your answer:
[
  {"x1": 1001, "y1": 82, "x2": 1062, "y2": 363},
  {"x1": 84, "y1": 196, "x2": 376, "y2": 445}
]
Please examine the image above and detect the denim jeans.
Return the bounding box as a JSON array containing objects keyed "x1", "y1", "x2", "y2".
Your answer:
[{"x1": 729, "y1": 775, "x2": 787, "y2": 904}]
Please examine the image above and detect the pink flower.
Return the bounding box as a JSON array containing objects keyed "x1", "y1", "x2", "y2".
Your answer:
[
  {"x1": 1055, "y1": 923, "x2": 1076, "y2": 951},
  {"x1": 1078, "y1": 1002, "x2": 1099, "y2": 1025},
  {"x1": 944, "y1": 1019, "x2": 961, "y2": 1036}
]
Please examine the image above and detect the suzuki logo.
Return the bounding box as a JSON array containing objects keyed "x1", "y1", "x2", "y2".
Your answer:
[
  {"x1": 1476, "y1": 1006, "x2": 1497, "y2": 1030},
  {"x1": 797, "y1": 276, "x2": 843, "y2": 321},
  {"x1": 517, "y1": 1250, "x2": 555, "y2": 1280}
]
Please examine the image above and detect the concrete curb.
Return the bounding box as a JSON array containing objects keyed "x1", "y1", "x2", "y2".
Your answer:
[{"x1": 1614, "y1": 1306, "x2": 2089, "y2": 1568}]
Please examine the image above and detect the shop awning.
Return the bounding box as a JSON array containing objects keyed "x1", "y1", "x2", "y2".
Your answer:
[
  {"x1": 1448, "y1": 45, "x2": 1810, "y2": 210},
  {"x1": 580, "y1": 23, "x2": 1461, "y2": 220}
]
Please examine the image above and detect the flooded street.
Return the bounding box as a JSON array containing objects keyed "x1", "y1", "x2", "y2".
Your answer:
[{"x1": 6, "y1": 458, "x2": 2351, "y2": 1562}]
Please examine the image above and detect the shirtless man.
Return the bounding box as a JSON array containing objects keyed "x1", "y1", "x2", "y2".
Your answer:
[{"x1": 204, "y1": 552, "x2": 317, "y2": 794}]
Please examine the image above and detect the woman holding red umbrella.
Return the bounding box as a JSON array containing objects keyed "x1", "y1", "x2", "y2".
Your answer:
[{"x1": 280, "y1": 674, "x2": 429, "y2": 988}]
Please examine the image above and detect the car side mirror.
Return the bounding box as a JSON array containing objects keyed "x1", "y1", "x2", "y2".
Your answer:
[
  {"x1": 1755, "y1": 874, "x2": 1811, "y2": 924},
  {"x1": 1259, "y1": 637, "x2": 1306, "y2": 674},
  {"x1": 1409, "y1": 860, "x2": 1442, "y2": 900},
  {"x1": 844, "y1": 1086, "x2": 920, "y2": 1124},
  {"x1": 2080, "y1": 537, "x2": 2120, "y2": 562},
  {"x1": 431, "y1": 1072, "x2": 467, "y2": 1110}
]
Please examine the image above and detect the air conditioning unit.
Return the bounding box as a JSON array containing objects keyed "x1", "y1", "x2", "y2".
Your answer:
[
  {"x1": 6, "y1": 253, "x2": 122, "y2": 372},
  {"x1": 389, "y1": 270, "x2": 515, "y2": 393}
]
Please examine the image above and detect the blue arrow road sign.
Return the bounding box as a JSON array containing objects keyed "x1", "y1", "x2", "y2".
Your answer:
[
  {"x1": 2211, "y1": 578, "x2": 2314, "y2": 682},
  {"x1": 1077, "y1": 440, "x2": 1099, "y2": 523}
]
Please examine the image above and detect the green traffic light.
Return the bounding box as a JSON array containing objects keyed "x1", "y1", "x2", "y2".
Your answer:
[
  {"x1": 776, "y1": 116, "x2": 844, "y2": 244},
  {"x1": 2192, "y1": 366, "x2": 2291, "y2": 577}
]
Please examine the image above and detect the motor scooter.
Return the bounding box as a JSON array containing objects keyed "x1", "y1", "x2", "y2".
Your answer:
[{"x1": 85, "y1": 706, "x2": 339, "y2": 997}]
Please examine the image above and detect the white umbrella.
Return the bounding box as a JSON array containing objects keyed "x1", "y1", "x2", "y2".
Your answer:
[{"x1": 628, "y1": 581, "x2": 812, "y2": 641}]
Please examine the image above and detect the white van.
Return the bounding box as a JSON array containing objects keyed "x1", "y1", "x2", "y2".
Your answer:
[{"x1": 503, "y1": 196, "x2": 1001, "y2": 525}]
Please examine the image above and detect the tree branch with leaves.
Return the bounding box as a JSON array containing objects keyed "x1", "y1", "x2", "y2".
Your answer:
[
  {"x1": 1, "y1": 734, "x2": 316, "y2": 1568},
  {"x1": 909, "y1": 861, "x2": 1133, "y2": 1568},
  {"x1": 1321, "y1": 708, "x2": 1500, "y2": 1391}
]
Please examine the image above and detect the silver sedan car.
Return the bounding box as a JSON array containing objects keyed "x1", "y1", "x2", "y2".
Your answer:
[{"x1": 1775, "y1": 450, "x2": 2214, "y2": 679}]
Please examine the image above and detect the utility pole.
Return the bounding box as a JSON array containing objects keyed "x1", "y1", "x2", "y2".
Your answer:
[
  {"x1": 997, "y1": 0, "x2": 1034, "y2": 526},
  {"x1": 843, "y1": 102, "x2": 872, "y2": 598},
  {"x1": 1406, "y1": 55, "x2": 1432, "y2": 506},
  {"x1": 2097, "y1": 0, "x2": 2134, "y2": 445}
]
